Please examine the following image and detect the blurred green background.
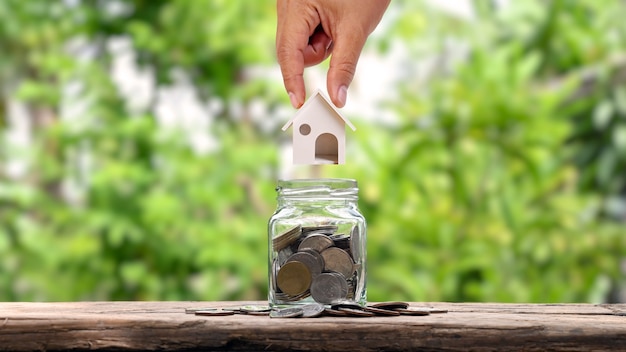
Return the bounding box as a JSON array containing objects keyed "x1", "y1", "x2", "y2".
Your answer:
[{"x1": 1, "y1": 0, "x2": 625, "y2": 303}]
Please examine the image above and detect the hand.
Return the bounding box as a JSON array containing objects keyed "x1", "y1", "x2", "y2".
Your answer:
[{"x1": 276, "y1": 0, "x2": 390, "y2": 108}]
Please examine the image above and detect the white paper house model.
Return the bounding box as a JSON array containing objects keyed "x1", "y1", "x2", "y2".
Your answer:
[{"x1": 282, "y1": 89, "x2": 356, "y2": 164}]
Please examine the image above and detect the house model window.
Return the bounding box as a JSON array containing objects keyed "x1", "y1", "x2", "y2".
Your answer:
[{"x1": 282, "y1": 89, "x2": 356, "y2": 165}]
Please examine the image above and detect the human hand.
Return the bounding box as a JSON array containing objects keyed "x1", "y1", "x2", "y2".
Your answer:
[{"x1": 276, "y1": 0, "x2": 390, "y2": 108}]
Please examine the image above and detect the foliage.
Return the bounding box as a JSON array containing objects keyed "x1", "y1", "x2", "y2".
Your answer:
[
  {"x1": 326, "y1": 0, "x2": 626, "y2": 302},
  {"x1": 1, "y1": 0, "x2": 625, "y2": 303}
]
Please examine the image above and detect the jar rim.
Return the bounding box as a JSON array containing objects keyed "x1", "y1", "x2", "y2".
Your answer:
[{"x1": 276, "y1": 178, "x2": 358, "y2": 199}]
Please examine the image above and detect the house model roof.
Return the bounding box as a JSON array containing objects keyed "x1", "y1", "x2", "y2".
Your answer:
[{"x1": 281, "y1": 89, "x2": 356, "y2": 131}]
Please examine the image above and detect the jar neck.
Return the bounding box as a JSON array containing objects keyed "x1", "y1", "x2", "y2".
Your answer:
[{"x1": 276, "y1": 178, "x2": 359, "y2": 205}]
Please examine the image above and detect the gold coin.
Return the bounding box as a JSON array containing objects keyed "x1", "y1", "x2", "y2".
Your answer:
[{"x1": 276, "y1": 261, "x2": 312, "y2": 296}]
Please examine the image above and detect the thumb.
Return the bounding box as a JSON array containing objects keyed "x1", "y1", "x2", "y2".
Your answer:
[{"x1": 326, "y1": 31, "x2": 367, "y2": 108}]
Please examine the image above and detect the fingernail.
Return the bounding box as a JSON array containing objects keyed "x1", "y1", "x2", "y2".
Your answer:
[
  {"x1": 288, "y1": 92, "x2": 299, "y2": 108},
  {"x1": 337, "y1": 85, "x2": 347, "y2": 107}
]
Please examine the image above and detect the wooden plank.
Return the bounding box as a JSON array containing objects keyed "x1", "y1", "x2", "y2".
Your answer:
[{"x1": 0, "y1": 301, "x2": 624, "y2": 351}]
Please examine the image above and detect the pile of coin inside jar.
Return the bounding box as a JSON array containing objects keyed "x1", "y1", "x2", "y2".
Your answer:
[{"x1": 271, "y1": 224, "x2": 361, "y2": 305}]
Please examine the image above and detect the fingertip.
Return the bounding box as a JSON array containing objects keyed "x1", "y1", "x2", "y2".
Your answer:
[
  {"x1": 327, "y1": 82, "x2": 348, "y2": 108},
  {"x1": 288, "y1": 91, "x2": 303, "y2": 109},
  {"x1": 336, "y1": 85, "x2": 347, "y2": 108}
]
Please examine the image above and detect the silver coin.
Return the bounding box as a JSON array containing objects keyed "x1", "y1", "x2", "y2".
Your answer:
[
  {"x1": 298, "y1": 234, "x2": 333, "y2": 253},
  {"x1": 277, "y1": 246, "x2": 294, "y2": 266},
  {"x1": 240, "y1": 305, "x2": 272, "y2": 313},
  {"x1": 270, "y1": 307, "x2": 304, "y2": 318},
  {"x1": 310, "y1": 272, "x2": 348, "y2": 304},
  {"x1": 321, "y1": 247, "x2": 355, "y2": 279},
  {"x1": 298, "y1": 248, "x2": 325, "y2": 271},
  {"x1": 287, "y1": 251, "x2": 323, "y2": 277},
  {"x1": 195, "y1": 309, "x2": 235, "y2": 316},
  {"x1": 349, "y1": 225, "x2": 359, "y2": 260},
  {"x1": 301, "y1": 303, "x2": 325, "y2": 318},
  {"x1": 185, "y1": 307, "x2": 217, "y2": 314}
]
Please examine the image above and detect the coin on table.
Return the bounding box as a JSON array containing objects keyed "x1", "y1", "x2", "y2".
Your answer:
[
  {"x1": 240, "y1": 305, "x2": 272, "y2": 314},
  {"x1": 330, "y1": 302, "x2": 362, "y2": 310},
  {"x1": 310, "y1": 272, "x2": 348, "y2": 304},
  {"x1": 185, "y1": 307, "x2": 217, "y2": 314},
  {"x1": 270, "y1": 307, "x2": 304, "y2": 318},
  {"x1": 369, "y1": 301, "x2": 409, "y2": 310},
  {"x1": 338, "y1": 307, "x2": 375, "y2": 317},
  {"x1": 363, "y1": 306, "x2": 401, "y2": 316},
  {"x1": 321, "y1": 247, "x2": 355, "y2": 279},
  {"x1": 195, "y1": 309, "x2": 235, "y2": 316},
  {"x1": 298, "y1": 234, "x2": 334, "y2": 253},
  {"x1": 276, "y1": 261, "x2": 312, "y2": 297},
  {"x1": 286, "y1": 251, "x2": 323, "y2": 278},
  {"x1": 301, "y1": 303, "x2": 325, "y2": 318},
  {"x1": 394, "y1": 307, "x2": 431, "y2": 316},
  {"x1": 324, "y1": 308, "x2": 349, "y2": 316}
]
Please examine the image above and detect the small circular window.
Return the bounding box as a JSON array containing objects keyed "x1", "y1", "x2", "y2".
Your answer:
[{"x1": 299, "y1": 123, "x2": 311, "y2": 136}]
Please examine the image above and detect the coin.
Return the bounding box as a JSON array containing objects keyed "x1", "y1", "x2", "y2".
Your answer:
[
  {"x1": 276, "y1": 261, "x2": 312, "y2": 296},
  {"x1": 321, "y1": 247, "x2": 355, "y2": 279},
  {"x1": 240, "y1": 305, "x2": 271, "y2": 314},
  {"x1": 195, "y1": 309, "x2": 235, "y2": 316},
  {"x1": 277, "y1": 246, "x2": 294, "y2": 266},
  {"x1": 185, "y1": 307, "x2": 217, "y2": 314},
  {"x1": 370, "y1": 301, "x2": 409, "y2": 310},
  {"x1": 329, "y1": 233, "x2": 351, "y2": 250},
  {"x1": 298, "y1": 248, "x2": 325, "y2": 270},
  {"x1": 274, "y1": 290, "x2": 311, "y2": 302},
  {"x1": 310, "y1": 272, "x2": 348, "y2": 304},
  {"x1": 270, "y1": 307, "x2": 304, "y2": 318},
  {"x1": 298, "y1": 234, "x2": 334, "y2": 253},
  {"x1": 286, "y1": 252, "x2": 323, "y2": 278},
  {"x1": 301, "y1": 303, "x2": 325, "y2": 318},
  {"x1": 273, "y1": 225, "x2": 302, "y2": 251},
  {"x1": 363, "y1": 306, "x2": 401, "y2": 316},
  {"x1": 338, "y1": 307, "x2": 375, "y2": 317},
  {"x1": 330, "y1": 302, "x2": 362, "y2": 310},
  {"x1": 394, "y1": 307, "x2": 431, "y2": 316},
  {"x1": 349, "y1": 225, "x2": 359, "y2": 259},
  {"x1": 324, "y1": 308, "x2": 349, "y2": 316},
  {"x1": 246, "y1": 310, "x2": 271, "y2": 316},
  {"x1": 221, "y1": 306, "x2": 244, "y2": 313}
]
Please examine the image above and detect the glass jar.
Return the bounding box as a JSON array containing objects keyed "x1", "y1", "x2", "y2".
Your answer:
[{"x1": 268, "y1": 178, "x2": 366, "y2": 307}]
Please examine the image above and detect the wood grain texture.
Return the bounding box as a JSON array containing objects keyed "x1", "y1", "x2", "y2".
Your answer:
[{"x1": 0, "y1": 301, "x2": 624, "y2": 351}]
